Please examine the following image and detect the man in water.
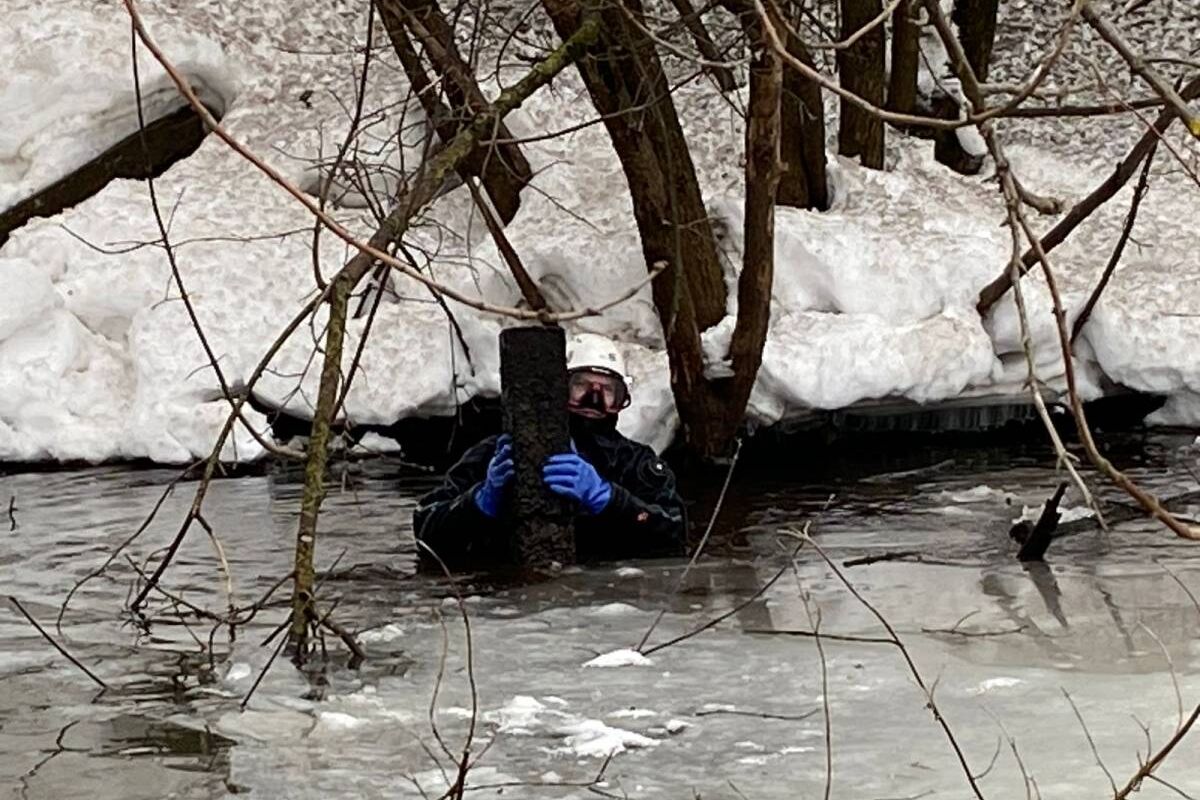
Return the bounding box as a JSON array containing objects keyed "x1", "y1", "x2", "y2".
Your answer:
[{"x1": 413, "y1": 334, "x2": 686, "y2": 569}]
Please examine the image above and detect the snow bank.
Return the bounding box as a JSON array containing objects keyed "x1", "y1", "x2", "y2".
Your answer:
[
  {"x1": 2, "y1": 0, "x2": 1199, "y2": 463},
  {"x1": 0, "y1": 6, "x2": 235, "y2": 210}
]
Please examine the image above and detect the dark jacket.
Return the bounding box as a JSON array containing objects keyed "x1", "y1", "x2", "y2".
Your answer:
[{"x1": 413, "y1": 423, "x2": 686, "y2": 570}]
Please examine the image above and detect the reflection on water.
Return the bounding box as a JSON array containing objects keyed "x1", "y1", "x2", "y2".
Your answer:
[{"x1": 2, "y1": 434, "x2": 1200, "y2": 798}]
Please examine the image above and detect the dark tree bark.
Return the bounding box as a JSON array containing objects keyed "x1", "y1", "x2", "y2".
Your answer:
[
  {"x1": 666, "y1": 0, "x2": 739, "y2": 92},
  {"x1": 778, "y1": 28, "x2": 829, "y2": 210},
  {"x1": 377, "y1": 0, "x2": 532, "y2": 224},
  {"x1": 500, "y1": 327, "x2": 575, "y2": 566},
  {"x1": 837, "y1": 0, "x2": 886, "y2": 168},
  {"x1": 929, "y1": 0, "x2": 998, "y2": 175},
  {"x1": 952, "y1": 0, "x2": 1000, "y2": 83},
  {"x1": 723, "y1": 8, "x2": 782, "y2": 423},
  {"x1": 544, "y1": 0, "x2": 756, "y2": 458},
  {"x1": 886, "y1": 0, "x2": 919, "y2": 114}
]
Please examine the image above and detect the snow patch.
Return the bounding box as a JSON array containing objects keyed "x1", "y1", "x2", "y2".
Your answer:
[
  {"x1": 1013, "y1": 505, "x2": 1095, "y2": 525},
  {"x1": 589, "y1": 602, "x2": 642, "y2": 617},
  {"x1": 357, "y1": 623, "x2": 406, "y2": 644},
  {"x1": 583, "y1": 649, "x2": 654, "y2": 668},
  {"x1": 557, "y1": 719, "x2": 659, "y2": 758}
]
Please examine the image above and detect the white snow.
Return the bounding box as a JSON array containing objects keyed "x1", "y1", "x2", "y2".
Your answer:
[
  {"x1": 664, "y1": 719, "x2": 691, "y2": 734},
  {"x1": 582, "y1": 649, "x2": 654, "y2": 668},
  {"x1": 484, "y1": 695, "x2": 661, "y2": 759},
  {"x1": 1013, "y1": 504, "x2": 1096, "y2": 525},
  {"x1": 934, "y1": 485, "x2": 1014, "y2": 504},
  {"x1": 614, "y1": 566, "x2": 647, "y2": 579},
  {"x1": 315, "y1": 711, "x2": 366, "y2": 731},
  {"x1": 607, "y1": 708, "x2": 658, "y2": 719},
  {"x1": 588, "y1": 602, "x2": 642, "y2": 617},
  {"x1": 356, "y1": 623, "x2": 406, "y2": 644},
  {"x1": 2, "y1": 0, "x2": 1200, "y2": 463},
  {"x1": 557, "y1": 719, "x2": 659, "y2": 758},
  {"x1": 224, "y1": 662, "x2": 252, "y2": 683},
  {"x1": 972, "y1": 677, "x2": 1025, "y2": 695}
]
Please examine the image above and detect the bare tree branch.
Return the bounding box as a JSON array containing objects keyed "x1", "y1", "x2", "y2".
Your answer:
[{"x1": 1080, "y1": 3, "x2": 1200, "y2": 138}]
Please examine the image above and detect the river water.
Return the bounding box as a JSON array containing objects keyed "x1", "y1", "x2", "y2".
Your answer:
[{"x1": 2, "y1": 433, "x2": 1200, "y2": 799}]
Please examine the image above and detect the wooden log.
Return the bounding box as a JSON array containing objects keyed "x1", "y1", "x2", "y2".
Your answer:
[{"x1": 499, "y1": 326, "x2": 576, "y2": 566}]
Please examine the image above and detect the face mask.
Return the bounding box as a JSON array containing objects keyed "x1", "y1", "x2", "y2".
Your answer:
[{"x1": 567, "y1": 369, "x2": 629, "y2": 418}]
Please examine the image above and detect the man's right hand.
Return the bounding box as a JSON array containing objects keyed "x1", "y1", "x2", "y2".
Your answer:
[{"x1": 473, "y1": 434, "x2": 513, "y2": 518}]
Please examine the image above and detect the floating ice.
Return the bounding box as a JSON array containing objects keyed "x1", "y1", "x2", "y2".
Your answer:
[
  {"x1": 557, "y1": 719, "x2": 659, "y2": 758},
  {"x1": 316, "y1": 711, "x2": 366, "y2": 731},
  {"x1": 583, "y1": 649, "x2": 654, "y2": 668},
  {"x1": 224, "y1": 663, "x2": 252, "y2": 683},
  {"x1": 1013, "y1": 505, "x2": 1095, "y2": 525},
  {"x1": 614, "y1": 567, "x2": 646, "y2": 579},
  {"x1": 589, "y1": 602, "x2": 642, "y2": 617},
  {"x1": 607, "y1": 708, "x2": 658, "y2": 719},
  {"x1": 357, "y1": 623, "x2": 406, "y2": 643}
]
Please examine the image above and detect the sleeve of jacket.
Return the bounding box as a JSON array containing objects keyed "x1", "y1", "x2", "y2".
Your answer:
[
  {"x1": 412, "y1": 437, "x2": 507, "y2": 569},
  {"x1": 596, "y1": 446, "x2": 688, "y2": 557}
]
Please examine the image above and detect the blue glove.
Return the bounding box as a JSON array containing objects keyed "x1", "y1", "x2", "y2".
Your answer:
[
  {"x1": 542, "y1": 452, "x2": 612, "y2": 515},
  {"x1": 474, "y1": 435, "x2": 513, "y2": 519}
]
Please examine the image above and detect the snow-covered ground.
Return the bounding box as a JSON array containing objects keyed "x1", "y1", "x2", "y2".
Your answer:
[{"x1": 1, "y1": 0, "x2": 1198, "y2": 462}]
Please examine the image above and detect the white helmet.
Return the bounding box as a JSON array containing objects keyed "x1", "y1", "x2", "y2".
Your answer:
[{"x1": 566, "y1": 333, "x2": 628, "y2": 382}]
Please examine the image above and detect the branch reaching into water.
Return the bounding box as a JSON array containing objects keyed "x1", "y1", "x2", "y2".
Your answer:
[
  {"x1": 8, "y1": 596, "x2": 109, "y2": 691},
  {"x1": 780, "y1": 528, "x2": 987, "y2": 800}
]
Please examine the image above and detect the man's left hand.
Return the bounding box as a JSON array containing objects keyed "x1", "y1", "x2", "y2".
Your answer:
[{"x1": 543, "y1": 453, "x2": 613, "y2": 515}]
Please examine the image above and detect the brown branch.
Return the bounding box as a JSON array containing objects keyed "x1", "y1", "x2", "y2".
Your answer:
[
  {"x1": 1000, "y1": 95, "x2": 1166, "y2": 118},
  {"x1": 783, "y1": 529, "x2": 987, "y2": 800},
  {"x1": 1071, "y1": 143, "x2": 1156, "y2": 344},
  {"x1": 842, "y1": 549, "x2": 923, "y2": 566},
  {"x1": 922, "y1": 0, "x2": 1200, "y2": 543},
  {"x1": 312, "y1": 3, "x2": 377, "y2": 293},
  {"x1": 1080, "y1": 4, "x2": 1200, "y2": 139},
  {"x1": 464, "y1": 177, "x2": 548, "y2": 311},
  {"x1": 665, "y1": 0, "x2": 738, "y2": 91},
  {"x1": 976, "y1": 75, "x2": 1200, "y2": 313},
  {"x1": 9, "y1": 596, "x2": 109, "y2": 691},
  {"x1": 122, "y1": 1, "x2": 645, "y2": 324},
  {"x1": 694, "y1": 707, "x2": 820, "y2": 722},
  {"x1": 309, "y1": 602, "x2": 367, "y2": 665},
  {"x1": 1114, "y1": 704, "x2": 1200, "y2": 799},
  {"x1": 640, "y1": 542, "x2": 804, "y2": 656}
]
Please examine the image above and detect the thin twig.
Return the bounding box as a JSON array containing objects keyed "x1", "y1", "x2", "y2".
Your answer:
[
  {"x1": 694, "y1": 707, "x2": 819, "y2": 722},
  {"x1": 782, "y1": 528, "x2": 986, "y2": 800},
  {"x1": 8, "y1": 596, "x2": 109, "y2": 691},
  {"x1": 1071, "y1": 142, "x2": 1157, "y2": 344},
  {"x1": 636, "y1": 437, "x2": 742, "y2": 651},
  {"x1": 1080, "y1": 4, "x2": 1200, "y2": 138}
]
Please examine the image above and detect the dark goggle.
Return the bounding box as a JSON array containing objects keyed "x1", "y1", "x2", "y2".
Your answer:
[{"x1": 567, "y1": 369, "x2": 630, "y2": 414}]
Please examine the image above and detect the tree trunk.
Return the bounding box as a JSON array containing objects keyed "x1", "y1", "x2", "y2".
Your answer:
[
  {"x1": 723, "y1": 8, "x2": 782, "y2": 432},
  {"x1": 837, "y1": 0, "x2": 886, "y2": 168},
  {"x1": 929, "y1": 0, "x2": 997, "y2": 174},
  {"x1": 284, "y1": 17, "x2": 603, "y2": 652},
  {"x1": 952, "y1": 0, "x2": 1000, "y2": 83},
  {"x1": 886, "y1": 0, "x2": 919, "y2": 114},
  {"x1": 543, "y1": 0, "x2": 734, "y2": 457},
  {"x1": 377, "y1": 0, "x2": 533, "y2": 224},
  {"x1": 289, "y1": 274, "x2": 351, "y2": 656},
  {"x1": 666, "y1": 0, "x2": 738, "y2": 93},
  {"x1": 778, "y1": 28, "x2": 829, "y2": 210}
]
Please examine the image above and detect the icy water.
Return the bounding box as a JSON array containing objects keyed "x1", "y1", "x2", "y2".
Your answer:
[{"x1": 3, "y1": 434, "x2": 1200, "y2": 800}]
